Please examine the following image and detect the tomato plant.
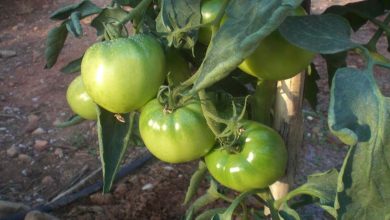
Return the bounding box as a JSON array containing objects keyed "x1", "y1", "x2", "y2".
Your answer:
[
  {"x1": 139, "y1": 99, "x2": 215, "y2": 163},
  {"x1": 81, "y1": 35, "x2": 166, "y2": 113},
  {"x1": 205, "y1": 121, "x2": 287, "y2": 192},
  {"x1": 66, "y1": 75, "x2": 97, "y2": 120},
  {"x1": 44, "y1": 0, "x2": 390, "y2": 219}
]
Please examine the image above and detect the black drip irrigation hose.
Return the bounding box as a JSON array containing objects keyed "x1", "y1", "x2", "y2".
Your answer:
[{"x1": 1, "y1": 153, "x2": 154, "y2": 220}]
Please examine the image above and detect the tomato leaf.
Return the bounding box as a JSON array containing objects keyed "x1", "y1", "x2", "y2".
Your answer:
[
  {"x1": 60, "y1": 56, "x2": 83, "y2": 74},
  {"x1": 325, "y1": 0, "x2": 388, "y2": 31},
  {"x1": 97, "y1": 107, "x2": 134, "y2": 193},
  {"x1": 44, "y1": 23, "x2": 68, "y2": 69},
  {"x1": 278, "y1": 203, "x2": 300, "y2": 220},
  {"x1": 50, "y1": 0, "x2": 102, "y2": 20},
  {"x1": 156, "y1": 0, "x2": 201, "y2": 49},
  {"x1": 275, "y1": 169, "x2": 338, "y2": 216},
  {"x1": 183, "y1": 161, "x2": 207, "y2": 205},
  {"x1": 91, "y1": 7, "x2": 128, "y2": 36},
  {"x1": 279, "y1": 14, "x2": 358, "y2": 54},
  {"x1": 303, "y1": 63, "x2": 320, "y2": 110},
  {"x1": 66, "y1": 12, "x2": 83, "y2": 37},
  {"x1": 191, "y1": 0, "x2": 302, "y2": 92},
  {"x1": 328, "y1": 67, "x2": 390, "y2": 218},
  {"x1": 216, "y1": 189, "x2": 264, "y2": 220},
  {"x1": 54, "y1": 115, "x2": 85, "y2": 128}
]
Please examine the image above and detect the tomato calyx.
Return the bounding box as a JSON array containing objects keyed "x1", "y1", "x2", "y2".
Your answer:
[
  {"x1": 157, "y1": 85, "x2": 196, "y2": 113},
  {"x1": 208, "y1": 97, "x2": 249, "y2": 153}
]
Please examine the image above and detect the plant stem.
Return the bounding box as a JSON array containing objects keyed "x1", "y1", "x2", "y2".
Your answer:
[
  {"x1": 118, "y1": 0, "x2": 153, "y2": 26},
  {"x1": 251, "y1": 80, "x2": 277, "y2": 126},
  {"x1": 366, "y1": 12, "x2": 390, "y2": 51},
  {"x1": 257, "y1": 188, "x2": 280, "y2": 220},
  {"x1": 198, "y1": 90, "x2": 222, "y2": 136}
]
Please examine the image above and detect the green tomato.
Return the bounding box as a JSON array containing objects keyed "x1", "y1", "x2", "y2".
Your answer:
[
  {"x1": 199, "y1": 0, "x2": 223, "y2": 45},
  {"x1": 81, "y1": 35, "x2": 165, "y2": 113},
  {"x1": 199, "y1": 1, "x2": 315, "y2": 80},
  {"x1": 204, "y1": 121, "x2": 287, "y2": 192},
  {"x1": 139, "y1": 99, "x2": 215, "y2": 163},
  {"x1": 66, "y1": 76, "x2": 97, "y2": 120},
  {"x1": 165, "y1": 48, "x2": 191, "y2": 86}
]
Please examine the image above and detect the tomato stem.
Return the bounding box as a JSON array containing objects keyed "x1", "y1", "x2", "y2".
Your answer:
[
  {"x1": 251, "y1": 80, "x2": 277, "y2": 126},
  {"x1": 366, "y1": 12, "x2": 390, "y2": 52},
  {"x1": 118, "y1": 0, "x2": 153, "y2": 26}
]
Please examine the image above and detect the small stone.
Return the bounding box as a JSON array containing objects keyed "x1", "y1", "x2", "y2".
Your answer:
[
  {"x1": 6, "y1": 145, "x2": 19, "y2": 158},
  {"x1": 0, "y1": 200, "x2": 30, "y2": 218},
  {"x1": 32, "y1": 97, "x2": 39, "y2": 102},
  {"x1": 114, "y1": 183, "x2": 128, "y2": 196},
  {"x1": 0, "y1": 127, "x2": 7, "y2": 131},
  {"x1": 307, "y1": 115, "x2": 314, "y2": 121},
  {"x1": 142, "y1": 183, "x2": 154, "y2": 191},
  {"x1": 25, "y1": 114, "x2": 39, "y2": 133},
  {"x1": 0, "y1": 50, "x2": 16, "y2": 58},
  {"x1": 24, "y1": 210, "x2": 59, "y2": 220},
  {"x1": 53, "y1": 148, "x2": 63, "y2": 158},
  {"x1": 163, "y1": 166, "x2": 174, "y2": 171},
  {"x1": 32, "y1": 128, "x2": 45, "y2": 135},
  {"x1": 34, "y1": 140, "x2": 48, "y2": 151},
  {"x1": 89, "y1": 193, "x2": 113, "y2": 205},
  {"x1": 18, "y1": 154, "x2": 32, "y2": 162},
  {"x1": 21, "y1": 169, "x2": 31, "y2": 177},
  {"x1": 41, "y1": 176, "x2": 55, "y2": 185}
]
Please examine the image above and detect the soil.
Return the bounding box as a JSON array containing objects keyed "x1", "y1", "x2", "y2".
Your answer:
[{"x1": 0, "y1": 0, "x2": 388, "y2": 220}]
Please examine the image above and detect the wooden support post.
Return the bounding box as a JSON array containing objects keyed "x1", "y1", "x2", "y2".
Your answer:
[{"x1": 270, "y1": 72, "x2": 305, "y2": 200}]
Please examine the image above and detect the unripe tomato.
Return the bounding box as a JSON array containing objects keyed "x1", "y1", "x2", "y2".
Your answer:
[
  {"x1": 165, "y1": 48, "x2": 191, "y2": 86},
  {"x1": 81, "y1": 35, "x2": 166, "y2": 113},
  {"x1": 199, "y1": 2, "x2": 315, "y2": 80},
  {"x1": 204, "y1": 121, "x2": 287, "y2": 192},
  {"x1": 66, "y1": 76, "x2": 97, "y2": 120},
  {"x1": 139, "y1": 99, "x2": 215, "y2": 163},
  {"x1": 199, "y1": 0, "x2": 223, "y2": 45}
]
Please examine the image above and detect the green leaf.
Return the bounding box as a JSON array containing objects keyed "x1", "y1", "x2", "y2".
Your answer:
[
  {"x1": 303, "y1": 63, "x2": 320, "y2": 109},
  {"x1": 68, "y1": 11, "x2": 83, "y2": 37},
  {"x1": 60, "y1": 56, "x2": 83, "y2": 74},
  {"x1": 325, "y1": 0, "x2": 388, "y2": 31},
  {"x1": 279, "y1": 14, "x2": 359, "y2": 54},
  {"x1": 185, "y1": 180, "x2": 221, "y2": 220},
  {"x1": 97, "y1": 107, "x2": 134, "y2": 193},
  {"x1": 191, "y1": 0, "x2": 303, "y2": 92},
  {"x1": 91, "y1": 7, "x2": 128, "y2": 36},
  {"x1": 50, "y1": 0, "x2": 102, "y2": 20},
  {"x1": 54, "y1": 115, "x2": 85, "y2": 128},
  {"x1": 195, "y1": 208, "x2": 226, "y2": 220},
  {"x1": 156, "y1": 0, "x2": 201, "y2": 49},
  {"x1": 44, "y1": 23, "x2": 68, "y2": 69},
  {"x1": 279, "y1": 203, "x2": 300, "y2": 220},
  {"x1": 216, "y1": 189, "x2": 263, "y2": 220},
  {"x1": 276, "y1": 169, "x2": 338, "y2": 209},
  {"x1": 184, "y1": 161, "x2": 208, "y2": 205},
  {"x1": 328, "y1": 67, "x2": 390, "y2": 218}
]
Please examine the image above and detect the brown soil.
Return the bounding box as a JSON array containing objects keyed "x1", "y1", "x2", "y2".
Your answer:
[{"x1": 0, "y1": 0, "x2": 388, "y2": 220}]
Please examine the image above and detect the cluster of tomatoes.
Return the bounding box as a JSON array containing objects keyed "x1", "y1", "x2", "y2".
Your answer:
[{"x1": 66, "y1": 0, "x2": 314, "y2": 192}]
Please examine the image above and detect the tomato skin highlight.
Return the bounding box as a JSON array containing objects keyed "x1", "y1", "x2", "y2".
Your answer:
[
  {"x1": 139, "y1": 99, "x2": 215, "y2": 163},
  {"x1": 204, "y1": 121, "x2": 287, "y2": 192},
  {"x1": 81, "y1": 35, "x2": 165, "y2": 113},
  {"x1": 66, "y1": 76, "x2": 97, "y2": 120}
]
